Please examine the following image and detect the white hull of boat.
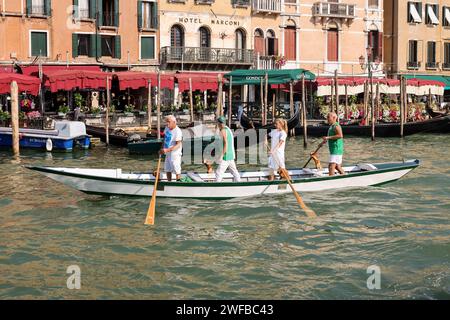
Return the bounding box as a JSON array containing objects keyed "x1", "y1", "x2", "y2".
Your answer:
[{"x1": 28, "y1": 160, "x2": 420, "y2": 199}]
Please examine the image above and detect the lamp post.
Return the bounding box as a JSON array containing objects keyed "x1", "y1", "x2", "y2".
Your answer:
[{"x1": 359, "y1": 47, "x2": 380, "y2": 141}]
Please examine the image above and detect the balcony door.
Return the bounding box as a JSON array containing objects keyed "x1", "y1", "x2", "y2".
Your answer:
[
  {"x1": 199, "y1": 27, "x2": 211, "y2": 61},
  {"x1": 327, "y1": 28, "x2": 339, "y2": 62},
  {"x1": 284, "y1": 26, "x2": 296, "y2": 61},
  {"x1": 171, "y1": 25, "x2": 184, "y2": 60},
  {"x1": 235, "y1": 29, "x2": 246, "y2": 62}
]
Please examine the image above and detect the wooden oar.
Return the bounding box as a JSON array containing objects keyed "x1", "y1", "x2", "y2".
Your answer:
[
  {"x1": 303, "y1": 141, "x2": 326, "y2": 168},
  {"x1": 144, "y1": 155, "x2": 162, "y2": 225},
  {"x1": 266, "y1": 144, "x2": 317, "y2": 218}
]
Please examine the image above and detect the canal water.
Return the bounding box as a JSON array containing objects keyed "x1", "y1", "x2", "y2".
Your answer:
[{"x1": 0, "y1": 134, "x2": 449, "y2": 299}]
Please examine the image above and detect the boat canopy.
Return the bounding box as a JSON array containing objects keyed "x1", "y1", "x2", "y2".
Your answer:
[{"x1": 224, "y1": 69, "x2": 316, "y2": 85}]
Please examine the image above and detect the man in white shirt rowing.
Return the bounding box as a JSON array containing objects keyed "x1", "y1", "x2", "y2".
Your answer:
[{"x1": 160, "y1": 115, "x2": 183, "y2": 182}]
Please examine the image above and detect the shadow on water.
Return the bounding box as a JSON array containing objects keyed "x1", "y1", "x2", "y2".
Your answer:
[{"x1": 0, "y1": 134, "x2": 449, "y2": 299}]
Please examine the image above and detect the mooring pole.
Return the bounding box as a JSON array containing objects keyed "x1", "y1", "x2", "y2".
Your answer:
[{"x1": 11, "y1": 81, "x2": 19, "y2": 156}]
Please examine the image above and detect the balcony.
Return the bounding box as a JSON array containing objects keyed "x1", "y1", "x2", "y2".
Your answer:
[
  {"x1": 161, "y1": 47, "x2": 254, "y2": 70},
  {"x1": 255, "y1": 55, "x2": 279, "y2": 70},
  {"x1": 252, "y1": 0, "x2": 282, "y2": 14},
  {"x1": 313, "y1": 2, "x2": 356, "y2": 20}
]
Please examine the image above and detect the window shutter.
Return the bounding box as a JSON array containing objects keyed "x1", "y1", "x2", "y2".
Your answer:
[
  {"x1": 114, "y1": 0, "x2": 120, "y2": 27},
  {"x1": 73, "y1": 0, "x2": 79, "y2": 19},
  {"x1": 72, "y1": 34, "x2": 79, "y2": 58},
  {"x1": 45, "y1": 0, "x2": 52, "y2": 16},
  {"x1": 97, "y1": 0, "x2": 103, "y2": 26},
  {"x1": 26, "y1": 0, "x2": 32, "y2": 15},
  {"x1": 89, "y1": 34, "x2": 97, "y2": 57},
  {"x1": 378, "y1": 32, "x2": 383, "y2": 61},
  {"x1": 95, "y1": 34, "x2": 102, "y2": 58},
  {"x1": 418, "y1": 3, "x2": 422, "y2": 20},
  {"x1": 436, "y1": 5, "x2": 439, "y2": 20},
  {"x1": 152, "y1": 1, "x2": 158, "y2": 28},
  {"x1": 89, "y1": 0, "x2": 96, "y2": 19},
  {"x1": 273, "y1": 38, "x2": 279, "y2": 56},
  {"x1": 137, "y1": 1, "x2": 142, "y2": 30},
  {"x1": 115, "y1": 35, "x2": 121, "y2": 59}
]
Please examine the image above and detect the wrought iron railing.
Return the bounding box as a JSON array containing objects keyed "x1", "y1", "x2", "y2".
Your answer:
[{"x1": 161, "y1": 47, "x2": 254, "y2": 65}]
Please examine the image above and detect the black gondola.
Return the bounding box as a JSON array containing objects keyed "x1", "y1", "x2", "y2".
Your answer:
[
  {"x1": 295, "y1": 115, "x2": 450, "y2": 137},
  {"x1": 86, "y1": 125, "x2": 130, "y2": 147},
  {"x1": 239, "y1": 107, "x2": 301, "y2": 131}
]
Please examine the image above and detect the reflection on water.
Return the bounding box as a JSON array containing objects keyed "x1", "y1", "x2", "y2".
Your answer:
[{"x1": 0, "y1": 135, "x2": 449, "y2": 299}]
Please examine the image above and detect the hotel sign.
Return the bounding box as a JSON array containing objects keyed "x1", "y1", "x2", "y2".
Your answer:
[{"x1": 178, "y1": 17, "x2": 241, "y2": 26}]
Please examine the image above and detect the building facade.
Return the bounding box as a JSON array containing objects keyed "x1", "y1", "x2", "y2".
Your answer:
[
  {"x1": 0, "y1": 0, "x2": 159, "y2": 70},
  {"x1": 384, "y1": 0, "x2": 450, "y2": 78}
]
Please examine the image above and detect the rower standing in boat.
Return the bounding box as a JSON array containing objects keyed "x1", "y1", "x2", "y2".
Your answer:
[
  {"x1": 215, "y1": 116, "x2": 241, "y2": 182},
  {"x1": 323, "y1": 112, "x2": 345, "y2": 176},
  {"x1": 160, "y1": 115, "x2": 183, "y2": 182},
  {"x1": 268, "y1": 119, "x2": 288, "y2": 181}
]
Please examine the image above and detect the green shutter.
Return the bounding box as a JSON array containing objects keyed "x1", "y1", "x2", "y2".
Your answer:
[
  {"x1": 96, "y1": 34, "x2": 102, "y2": 58},
  {"x1": 89, "y1": 34, "x2": 97, "y2": 57},
  {"x1": 137, "y1": 1, "x2": 143, "y2": 30},
  {"x1": 97, "y1": 0, "x2": 103, "y2": 26},
  {"x1": 26, "y1": 0, "x2": 32, "y2": 15},
  {"x1": 73, "y1": 0, "x2": 79, "y2": 19},
  {"x1": 115, "y1": 35, "x2": 121, "y2": 59},
  {"x1": 45, "y1": 0, "x2": 51, "y2": 16},
  {"x1": 31, "y1": 32, "x2": 48, "y2": 57},
  {"x1": 114, "y1": 0, "x2": 119, "y2": 27},
  {"x1": 152, "y1": 2, "x2": 158, "y2": 28},
  {"x1": 72, "y1": 34, "x2": 79, "y2": 58},
  {"x1": 141, "y1": 37, "x2": 155, "y2": 59},
  {"x1": 89, "y1": 0, "x2": 96, "y2": 19}
]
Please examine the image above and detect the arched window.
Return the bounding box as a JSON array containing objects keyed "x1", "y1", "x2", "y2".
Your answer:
[
  {"x1": 171, "y1": 25, "x2": 184, "y2": 48},
  {"x1": 199, "y1": 26, "x2": 211, "y2": 48},
  {"x1": 235, "y1": 28, "x2": 246, "y2": 50},
  {"x1": 284, "y1": 24, "x2": 296, "y2": 60},
  {"x1": 327, "y1": 24, "x2": 339, "y2": 62},
  {"x1": 254, "y1": 29, "x2": 264, "y2": 55},
  {"x1": 266, "y1": 29, "x2": 278, "y2": 56}
]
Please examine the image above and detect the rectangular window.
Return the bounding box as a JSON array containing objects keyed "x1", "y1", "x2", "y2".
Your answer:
[
  {"x1": 327, "y1": 29, "x2": 338, "y2": 62},
  {"x1": 408, "y1": 2, "x2": 422, "y2": 23},
  {"x1": 443, "y1": 6, "x2": 450, "y2": 27},
  {"x1": 78, "y1": 34, "x2": 91, "y2": 56},
  {"x1": 284, "y1": 27, "x2": 296, "y2": 60},
  {"x1": 426, "y1": 41, "x2": 437, "y2": 68},
  {"x1": 32, "y1": 0, "x2": 45, "y2": 15},
  {"x1": 443, "y1": 43, "x2": 450, "y2": 69},
  {"x1": 101, "y1": 0, "x2": 118, "y2": 27},
  {"x1": 368, "y1": 0, "x2": 379, "y2": 9},
  {"x1": 142, "y1": 1, "x2": 157, "y2": 29},
  {"x1": 141, "y1": 36, "x2": 155, "y2": 59},
  {"x1": 30, "y1": 31, "x2": 48, "y2": 57},
  {"x1": 101, "y1": 35, "x2": 115, "y2": 57},
  {"x1": 79, "y1": 0, "x2": 90, "y2": 19},
  {"x1": 408, "y1": 40, "x2": 419, "y2": 69},
  {"x1": 425, "y1": 4, "x2": 439, "y2": 25}
]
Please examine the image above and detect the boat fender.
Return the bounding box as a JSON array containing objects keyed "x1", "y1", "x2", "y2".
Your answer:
[
  {"x1": 357, "y1": 163, "x2": 377, "y2": 171},
  {"x1": 46, "y1": 139, "x2": 53, "y2": 152},
  {"x1": 127, "y1": 134, "x2": 142, "y2": 143}
]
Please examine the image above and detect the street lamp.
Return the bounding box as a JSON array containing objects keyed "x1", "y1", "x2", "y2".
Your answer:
[{"x1": 359, "y1": 47, "x2": 381, "y2": 141}]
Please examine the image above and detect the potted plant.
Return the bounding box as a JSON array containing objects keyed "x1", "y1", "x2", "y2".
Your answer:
[
  {"x1": 58, "y1": 104, "x2": 69, "y2": 117},
  {"x1": 19, "y1": 111, "x2": 27, "y2": 127},
  {"x1": 194, "y1": 95, "x2": 204, "y2": 113},
  {"x1": 124, "y1": 104, "x2": 134, "y2": 116},
  {"x1": 0, "y1": 110, "x2": 11, "y2": 127}
]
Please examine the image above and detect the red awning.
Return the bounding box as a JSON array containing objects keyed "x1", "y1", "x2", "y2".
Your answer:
[
  {"x1": 0, "y1": 65, "x2": 16, "y2": 74},
  {"x1": 21, "y1": 65, "x2": 102, "y2": 77},
  {"x1": 46, "y1": 70, "x2": 110, "y2": 92},
  {"x1": 114, "y1": 71, "x2": 174, "y2": 90},
  {"x1": 0, "y1": 73, "x2": 41, "y2": 95},
  {"x1": 176, "y1": 72, "x2": 225, "y2": 92}
]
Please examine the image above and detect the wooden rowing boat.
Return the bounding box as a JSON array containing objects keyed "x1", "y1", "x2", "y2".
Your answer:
[{"x1": 28, "y1": 159, "x2": 419, "y2": 199}]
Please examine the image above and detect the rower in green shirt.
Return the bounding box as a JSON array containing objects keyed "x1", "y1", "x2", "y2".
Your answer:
[{"x1": 322, "y1": 112, "x2": 345, "y2": 176}]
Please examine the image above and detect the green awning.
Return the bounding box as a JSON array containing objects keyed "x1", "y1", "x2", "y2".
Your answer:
[
  {"x1": 224, "y1": 69, "x2": 316, "y2": 85},
  {"x1": 402, "y1": 74, "x2": 450, "y2": 90}
]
